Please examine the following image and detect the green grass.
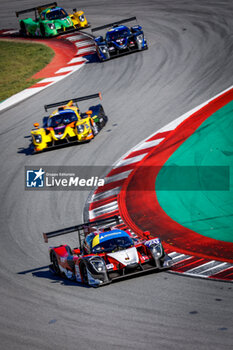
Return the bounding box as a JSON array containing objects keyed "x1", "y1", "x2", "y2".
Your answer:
[{"x1": 0, "y1": 40, "x2": 54, "y2": 101}]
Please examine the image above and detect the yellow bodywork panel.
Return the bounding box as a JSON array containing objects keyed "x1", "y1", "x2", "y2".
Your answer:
[
  {"x1": 69, "y1": 10, "x2": 89, "y2": 28},
  {"x1": 92, "y1": 234, "x2": 100, "y2": 248},
  {"x1": 31, "y1": 101, "x2": 95, "y2": 152}
]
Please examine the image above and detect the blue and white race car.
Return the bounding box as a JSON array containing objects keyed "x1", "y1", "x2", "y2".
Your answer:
[{"x1": 91, "y1": 17, "x2": 148, "y2": 61}]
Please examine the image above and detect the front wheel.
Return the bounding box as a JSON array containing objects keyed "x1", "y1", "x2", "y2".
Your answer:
[
  {"x1": 98, "y1": 48, "x2": 110, "y2": 62},
  {"x1": 91, "y1": 121, "x2": 98, "y2": 136},
  {"x1": 136, "y1": 39, "x2": 143, "y2": 51},
  {"x1": 51, "y1": 251, "x2": 60, "y2": 275}
]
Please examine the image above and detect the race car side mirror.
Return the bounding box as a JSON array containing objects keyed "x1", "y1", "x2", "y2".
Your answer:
[
  {"x1": 96, "y1": 36, "x2": 103, "y2": 42},
  {"x1": 34, "y1": 123, "x2": 39, "y2": 129},
  {"x1": 143, "y1": 231, "x2": 150, "y2": 238},
  {"x1": 86, "y1": 110, "x2": 93, "y2": 116}
]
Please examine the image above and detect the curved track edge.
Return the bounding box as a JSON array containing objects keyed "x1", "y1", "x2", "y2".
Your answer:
[{"x1": 85, "y1": 85, "x2": 233, "y2": 283}]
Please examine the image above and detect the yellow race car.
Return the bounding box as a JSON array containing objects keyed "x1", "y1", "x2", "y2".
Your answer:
[
  {"x1": 31, "y1": 93, "x2": 107, "y2": 152},
  {"x1": 69, "y1": 8, "x2": 89, "y2": 30}
]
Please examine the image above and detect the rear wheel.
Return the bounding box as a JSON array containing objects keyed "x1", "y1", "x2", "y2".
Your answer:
[
  {"x1": 80, "y1": 263, "x2": 88, "y2": 284},
  {"x1": 40, "y1": 24, "x2": 45, "y2": 38},
  {"x1": 51, "y1": 251, "x2": 60, "y2": 275},
  {"x1": 20, "y1": 21, "x2": 27, "y2": 37},
  {"x1": 99, "y1": 106, "x2": 108, "y2": 127}
]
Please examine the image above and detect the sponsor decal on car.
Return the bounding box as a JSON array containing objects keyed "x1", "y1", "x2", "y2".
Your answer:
[
  {"x1": 145, "y1": 238, "x2": 161, "y2": 247},
  {"x1": 106, "y1": 263, "x2": 114, "y2": 270}
]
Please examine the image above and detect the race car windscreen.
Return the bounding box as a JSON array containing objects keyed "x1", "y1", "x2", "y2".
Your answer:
[
  {"x1": 46, "y1": 8, "x2": 68, "y2": 20},
  {"x1": 47, "y1": 111, "x2": 77, "y2": 127},
  {"x1": 92, "y1": 235, "x2": 134, "y2": 253},
  {"x1": 106, "y1": 28, "x2": 131, "y2": 41}
]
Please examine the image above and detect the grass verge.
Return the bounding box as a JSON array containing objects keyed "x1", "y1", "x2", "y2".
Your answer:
[{"x1": 0, "y1": 40, "x2": 54, "y2": 101}]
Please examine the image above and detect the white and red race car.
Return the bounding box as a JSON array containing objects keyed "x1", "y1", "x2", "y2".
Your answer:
[{"x1": 43, "y1": 216, "x2": 173, "y2": 287}]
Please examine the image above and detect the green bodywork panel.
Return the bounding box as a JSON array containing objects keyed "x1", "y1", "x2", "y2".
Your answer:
[
  {"x1": 21, "y1": 17, "x2": 73, "y2": 37},
  {"x1": 19, "y1": 7, "x2": 74, "y2": 37}
]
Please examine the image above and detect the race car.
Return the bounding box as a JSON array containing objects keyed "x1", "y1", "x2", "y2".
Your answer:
[
  {"x1": 31, "y1": 92, "x2": 107, "y2": 152},
  {"x1": 43, "y1": 216, "x2": 173, "y2": 287},
  {"x1": 16, "y1": 2, "x2": 89, "y2": 37},
  {"x1": 91, "y1": 17, "x2": 148, "y2": 61}
]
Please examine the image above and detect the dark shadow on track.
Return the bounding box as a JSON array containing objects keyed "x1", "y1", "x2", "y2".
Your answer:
[
  {"x1": 17, "y1": 138, "x2": 90, "y2": 156},
  {"x1": 84, "y1": 53, "x2": 99, "y2": 63},
  {"x1": 17, "y1": 265, "x2": 92, "y2": 288},
  {"x1": 17, "y1": 264, "x2": 167, "y2": 288}
]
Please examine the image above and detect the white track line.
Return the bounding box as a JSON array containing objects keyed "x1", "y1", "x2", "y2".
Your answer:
[
  {"x1": 134, "y1": 138, "x2": 165, "y2": 150},
  {"x1": 114, "y1": 154, "x2": 146, "y2": 168},
  {"x1": 75, "y1": 40, "x2": 94, "y2": 47},
  {"x1": 2, "y1": 30, "x2": 18, "y2": 34},
  {"x1": 105, "y1": 170, "x2": 133, "y2": 184},
  {"x1": 89, "y1": 201, "x2": 118, "y2": 220},
  {"x1": 68, "y1": 57, "x2": 87, "y2": 64},
  {"x1": 186, "y1": 261, "x2": 229, "y2": 275},
  {"x1": 55, "y1": 64, "x2": 84, "y2": 74},
  {"x1": 91, "y1": 187, "x2": 121, "y2": 202},
  {"x1": 78, "y1": 47, "x2": 96, "y2": 54},
  {"x1": 171, "y1": 254, "x2": 190, "y2": 263},
  {"x1": 66, "y1": 35, "x2": 86, "y2": 41},
  {"x1": 0, "y1": 88, "x2": 44, "y2": 111},
  {"x1": 38, "y1": 76, "x2": 67, "y2": 83}
]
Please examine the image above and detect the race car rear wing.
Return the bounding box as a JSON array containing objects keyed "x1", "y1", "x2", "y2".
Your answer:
[
  {"x1": 43, "y1": 215, "x2": 120, "y2": 245},
  {"x1": 91, "y1": 17, "x2": 137, "y2": 33},
  {"x1": 44, "y1": 92, "x2": 102, "y2": 111},
  {"x1": 16, "y1": 2, "x2": 57, "y2": 17}
]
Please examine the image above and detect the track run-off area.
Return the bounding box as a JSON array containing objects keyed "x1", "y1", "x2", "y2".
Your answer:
[
  {"x1": 0, "y1": 30, "x2": 96, "y2": 111},
  {"x1": 0, "y1": 1, "x2": 233, "y2": 350}
]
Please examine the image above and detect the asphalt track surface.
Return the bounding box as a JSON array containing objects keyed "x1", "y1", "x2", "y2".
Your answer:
[{"x1": 0, "y1": 1, "x2": 233, "y2": 349}]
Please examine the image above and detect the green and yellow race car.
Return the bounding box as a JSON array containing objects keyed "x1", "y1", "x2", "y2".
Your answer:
[
  {"x1": 31, "y1": 93, "x2": 108, "y2": 152},
  {"x1": 16, "y1": 2, "x2": 89, "y2": 37}
]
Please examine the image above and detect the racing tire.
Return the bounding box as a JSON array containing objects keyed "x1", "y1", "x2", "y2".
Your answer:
[
  {"x1": 66, "y1": 245, "x2": 73, "y2": 256},
  {"x1": 20, "y1": 21, "x2": 27, "y2": 37},
  {"x1": 105, "y1": 52, "x2": 111, "y2": 60},
  {"x1": 80, "y1": 263, "x2": 89, "y2": 285},
  {"x1": 136, "y1": 37, "x2": 143, "y2": 51},
  {"x1": 95, "y1": 106, "x2": 107, "y2": 129},
  {"x1": 90, "y1": 124, "x2": 95, "y2": 137},
  {"x1": 51, "y1": 251, "x2": 60, "y2": 275},
  {"x1": 99, "y1": 106, "x2": 108, "y2": 127},
  {"x1": 98, "y1": 49, "x2": 110, "y2": 62},
  {"x1": 91, "y1": 121, "x2": 98, "y2": 136},
  {"x1": 152, "y1": 253, "x2": 166, "y2": 269},
  {"x1": 40, "y1": 24, "x2": 46, "y2": 38}
]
